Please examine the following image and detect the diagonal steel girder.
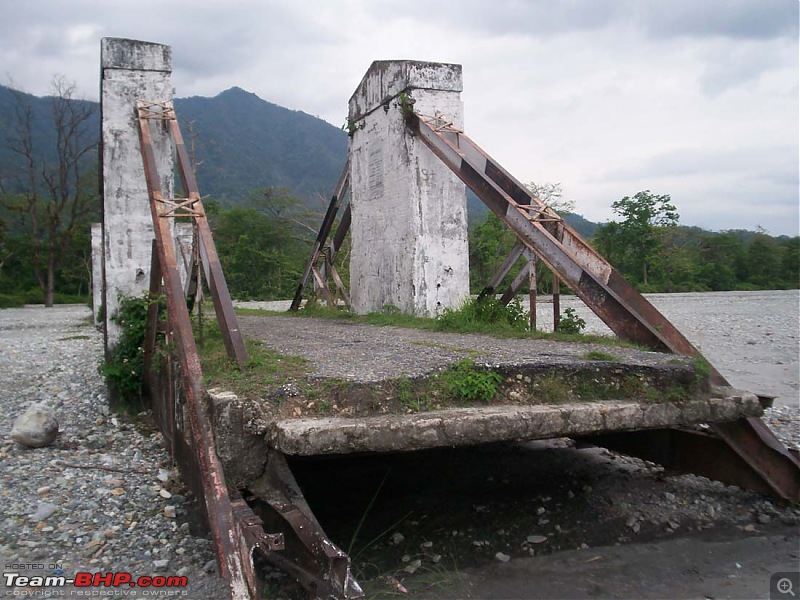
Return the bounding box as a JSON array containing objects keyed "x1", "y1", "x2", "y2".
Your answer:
[
  {"x1": 409, "y1": 112, "x2": 800, "y2": 501},
  {"x1": 291, "y1": 160, "x2": 350, "y2": 311}
]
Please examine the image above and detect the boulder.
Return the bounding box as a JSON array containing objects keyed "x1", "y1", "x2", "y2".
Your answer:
[{"x1": 11, "y1": 404, "x2": 59, "y2": 448}]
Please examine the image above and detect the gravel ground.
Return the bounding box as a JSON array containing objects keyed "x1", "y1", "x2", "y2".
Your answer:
[{"x1": 0, "y1": 305, "x2": 228, "y2": 599}]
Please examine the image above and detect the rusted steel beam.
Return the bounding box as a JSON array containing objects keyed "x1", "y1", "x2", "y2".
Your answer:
[
  {"x1": 410, "y1": 111, "x2": 800, "y2": 501},
  {"x1": 552, "y1": 273, "x2": 561, "y2": 331},
  {"x1": 291, "y1": 161, "x2": 350, "y2": 311},
  {"x1": 165, "y1": 115, "x2": 249, "y2": 369},
  {"x1": 143, "y1": 240, "x2": 162, "y2": 377},
  {"x1": 231, "y1": 499, "x2": 285, "y2": 599},
  {"x1": 710, "y1": 418, "x2": 800, "y2": 502},
  {"x1": 580, "y1": 428, "x2": 781, "y2": 498},
  {"x1": 529, "y1": 253, "x2": 537, "y2": 331},
  {"x1": 136, "y1": 104, "x2": 251, "y2": 599},
  {"x1": 500, "y1": 259, "x2": 530, "y2": 305},
  {"x1": 412, "y1": 114, "x2": 681, "y2": 357},
  {"x1": 249, "y1": 452, "x2": 363, "y2": 600},
  {"x1": 311, "y1": 264, "x2": 337, "y2": 308},
  {"x1": 331, "y1": 203, "x2": 352, "y2": 262},
  {"x1": 485, "y1": 241, "x2": 525, "y2": 293}
]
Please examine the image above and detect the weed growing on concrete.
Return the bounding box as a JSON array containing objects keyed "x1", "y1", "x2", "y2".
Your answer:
[
  {"x1": 583, "y1": 351, "x2": 619, "y2": 362},
  {"x1": 435, "y1": 359, "x2": 503, "y2": 403},
  {"x1": 531, "y1": 372, "x2": 571, "y2": 403},
  {"x1": 198, "y1": 320, "x2": 309, "y2": 398},
  {"x1": 692, "y1": 355, "x2": 712, "y2": 383}
]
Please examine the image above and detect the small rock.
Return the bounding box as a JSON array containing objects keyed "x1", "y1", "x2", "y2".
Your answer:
[
  {"x1": 403, "y1": 559, "x2": 422, "y2": 574},
  {"x1": 176, "y1": 567, "x2": 191, "y2": 577},
  {"x1": 153, "y1": 559, "x2": 169, "y2": 570},
  {"x1": 536, "y1": 507, "x2": 546, "y2": 515},
  {"x1": 664, "y1": 492, "x2": 676, "y2": 502},
  {"x1": 11, "y1": 404, "x2": 59, "y2": 448},
  {"x1": 110, "y1": 488, "x2": 125, "y2": 496},
  {"x1": 495, "y1": 552, "x2": 511, "y2": 562},
  {"x1": 420, "y1": 541, "x2": 433, "y2": 549},
  {"x1": 526, "y1": 535, "x2": 547, "y2": 544},
  {"x1": 389, "y1": 532, "x2": 404, "y2": 545},
  {"x1": 31, "y1": 502, "x2": 58, "y2": 521},
  {"x1": 164, "y1": 506, "x2": 177, "y2": 519},
  {"x1": 757, "y1": 513, "x2": 771, "y2": 524},
  {"x1": 580, "y1": 543, "x2": 589, "y2": 549},
  {"x1": 202, "y1": 560, "x2": 218, "y2": 574},
  {"x1": 157, "y1": 469, "x2": 170, "y2": 483},
  {"x1": 159, "y1": 489, "x2": 172, "y2": 499},
  {"x1": 37, "y1": 486, "x2": 51, "y2": 496}
]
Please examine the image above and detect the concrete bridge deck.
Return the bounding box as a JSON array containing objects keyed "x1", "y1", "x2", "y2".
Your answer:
[{"x1": 206, "y1": 315, "x2": 762, "y2": 465}]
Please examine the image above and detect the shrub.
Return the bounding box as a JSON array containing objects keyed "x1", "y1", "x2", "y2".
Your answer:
[
  {"x1": 0, "y1": 294, "x2": 25, "y2": 309},
  {"x1": 557, "y1": 308, "x2": 586, "y2": 335},
  {"x1": 437, "y1": 295, "x2": 529, "y2": 332},
  {"x1": 100, "y1": 294, "x2": 165, "y2": 409}
]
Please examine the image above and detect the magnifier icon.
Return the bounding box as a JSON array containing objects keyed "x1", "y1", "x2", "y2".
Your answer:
[{"x1": 778, "y1": 578, "x2": 796, "y2": 597}]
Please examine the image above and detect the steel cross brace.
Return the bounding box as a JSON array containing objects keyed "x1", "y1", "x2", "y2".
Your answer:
[
  {"x1": 137, "y1": 100, "x2": 249, "y2": 369},
  {"x1": 409, "y1": 111, "x2": 800, "y2": 501},
  {"x1": 137, "y1": 101, "x2": 285, "y2": 598},
  {"x1": 291, "y1": 160, "x2": 351, "y2": 311}
]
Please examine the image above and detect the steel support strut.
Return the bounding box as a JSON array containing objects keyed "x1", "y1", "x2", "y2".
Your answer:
[
  {"x1": 248, "y1": 452, "x2": 364, "y2": 599},
  {"x1": 137, "y1": 101, "x2": 278, "y2": 599},
  {"x1": 409, "y1": 111, "x2": 800, "y2": 501},
  {"x1": 291, "y1": 161, "x2": 350, "y2": 311}
]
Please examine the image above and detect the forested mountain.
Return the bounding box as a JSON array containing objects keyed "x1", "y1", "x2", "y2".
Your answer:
[
  {"x1": 0, "y1": 83, "x2": 795, "y2": 305},
  {"x1": 0, "y1": 84, "x2": 348, "y2": 205}
]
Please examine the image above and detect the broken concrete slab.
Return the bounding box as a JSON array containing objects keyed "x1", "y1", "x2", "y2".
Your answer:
[{"x1": 264, "y1": 391, "x2": 762, "y2": 456}]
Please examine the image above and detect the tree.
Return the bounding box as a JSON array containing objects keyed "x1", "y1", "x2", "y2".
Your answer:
[
  {"x1": 0, "y1": 77, "x2": 97, "y2": 306},
  {"x1": 525, "y1": 181, "x2": 575, "y2": 214},
  {"x1": 596, "y1": 190, "x2": 679, "y2": 286}
]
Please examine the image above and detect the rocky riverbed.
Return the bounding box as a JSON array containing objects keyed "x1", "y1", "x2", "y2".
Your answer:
[
  {"x1": 0, "y1": 305, "x2": 228, "y2": 599},
  {"x1": 1, "y1": 304, "x2": 798, "y2": 600}
]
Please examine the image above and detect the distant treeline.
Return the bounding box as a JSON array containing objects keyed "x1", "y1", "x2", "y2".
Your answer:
[{"x1": 1, "y1": 187, "x2": 797, "y2": 309}]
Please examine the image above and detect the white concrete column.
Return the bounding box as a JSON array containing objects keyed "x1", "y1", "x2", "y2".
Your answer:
[
  {"x1": 91, "y1": 222, "x2": 102, "y2": 326},
  {"x1": 347, "y1": 61, "x2": 470, "y2": 317},
  {"x1": 100, "y1": 38, "x2": 173, "y2": 351}
]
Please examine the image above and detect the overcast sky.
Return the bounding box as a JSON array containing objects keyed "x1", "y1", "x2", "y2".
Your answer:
[{"x1": 1, "y1": 0, "x2": 797, "y2": 235}]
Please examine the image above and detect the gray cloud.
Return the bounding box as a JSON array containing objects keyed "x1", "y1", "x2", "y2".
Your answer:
[{"x1": 0, "y1": 0, "x2": 797, "y2": 235}]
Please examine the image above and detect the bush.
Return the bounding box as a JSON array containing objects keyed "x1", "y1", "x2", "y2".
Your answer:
[
  {"x1": 557, "y1": 307, "x2": 586, "y2": 335},
  {"x1": 0, "y1": 294, "x2": 25, "y2": 309},
  {"x1": 437, "y1": 295, "x2": 529, "y2": 332},
  {"x1": 100, "y1": 294, "x2": 165, "y2": 409}
]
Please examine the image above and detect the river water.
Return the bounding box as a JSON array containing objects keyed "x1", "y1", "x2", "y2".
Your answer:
[{"x1": 526, "y1": 289, "x2": 800, "y2": 408}]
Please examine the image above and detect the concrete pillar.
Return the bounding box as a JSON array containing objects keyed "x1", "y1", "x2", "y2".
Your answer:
[
  {"x1": 347, "y1": 61, "x2": 469, "y2": 317},
  {"x1": 100, "y1": 38, "x2": 173, "y2": 350},
  {"x1": 173, "y1": 222, "x2": 195, "y2": 292},
  {"x1": 91, "y1": 223, "x2": 102, "y2": 326}
]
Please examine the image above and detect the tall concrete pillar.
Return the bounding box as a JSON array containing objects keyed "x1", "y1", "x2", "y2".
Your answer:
[
  {"x1": 91, "y1": 222, "x2": 102, "y2": 326},
  {"x1": 347, "y1": 61, "x2": 470, "y2": 317},
  {"x1": 100, "y1": 38, "x2": 173, "y2": 351}
]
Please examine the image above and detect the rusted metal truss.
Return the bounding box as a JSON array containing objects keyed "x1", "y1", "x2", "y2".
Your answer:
[
  {"x1": 248, "y1": 452, "x2": 363, "y2": 599},
  {"x1": 291, "y1": 161, "x2": 352, "y2": 311},
  {"x1": 137, "y1": 100, "x2": 249, "y2": 369},
  {"x1": 408, "y1": 111, "x2": 800, "y2": 501},
  {"x1": 136, "y1": 101, "x2": 270, "y2": 598}
]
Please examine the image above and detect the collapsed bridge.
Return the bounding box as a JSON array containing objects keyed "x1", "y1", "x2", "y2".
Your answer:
[{"x1": 96, "y1": 39, "x2": 799, "y2": 600}]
